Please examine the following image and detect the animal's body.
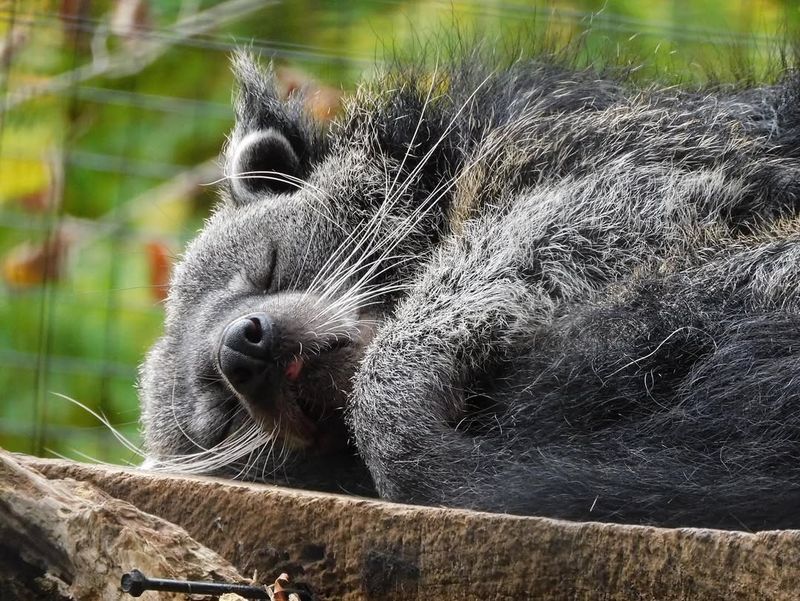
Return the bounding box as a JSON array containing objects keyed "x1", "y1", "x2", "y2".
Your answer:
[{"x1": 139, "y1": 50, "x2": 800, "y2": 530}]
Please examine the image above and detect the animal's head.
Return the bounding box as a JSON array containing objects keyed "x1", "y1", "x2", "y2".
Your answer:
[{"x1": 138, "y1": 55, "x2": 399, "y2": 482}]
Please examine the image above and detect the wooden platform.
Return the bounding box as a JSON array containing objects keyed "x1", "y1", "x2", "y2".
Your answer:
[{"x1": 8, "y1": 452, "x2": 800, "y2": 600}]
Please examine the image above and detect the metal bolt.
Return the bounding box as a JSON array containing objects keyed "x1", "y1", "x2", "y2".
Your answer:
[{"x1": 120, "y1": 568, "x2": 270, "y2": 599}]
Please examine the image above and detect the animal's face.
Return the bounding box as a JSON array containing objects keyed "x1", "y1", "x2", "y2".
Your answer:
[
  {"x1": 139, "y1": 59, "x2": 386, "y2": 478},
  {"x1": 139, "y1": 186, "x2": 376, "y2": 468}
]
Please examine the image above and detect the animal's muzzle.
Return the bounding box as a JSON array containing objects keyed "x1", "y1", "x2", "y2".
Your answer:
[{"x1": 217, "y1": 312, "x2": 277, "y2": 403}]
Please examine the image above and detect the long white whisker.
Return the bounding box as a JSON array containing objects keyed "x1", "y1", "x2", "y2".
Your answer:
[
  {"x1": 222, "y1": 171, "x2": 342, "y2": 230},
  {"x1": 312, "y1": 73, "x2": 497, "y2": 305},
  {"x1": 386, "y1": 58, "x2": 441, "y2": 199},
  {"x1": 51, "y1": 392, "x2": 144, "y2": 458}
]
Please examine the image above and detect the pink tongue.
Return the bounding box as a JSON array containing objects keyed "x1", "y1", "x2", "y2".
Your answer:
[{"x1": 285, "y1": 358, "x2": 304, "y2": 381}]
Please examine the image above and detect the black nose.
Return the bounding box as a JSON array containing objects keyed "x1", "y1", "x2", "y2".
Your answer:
[{"x1": 218, "y1": 312, "x2": 275, "y2": 400}]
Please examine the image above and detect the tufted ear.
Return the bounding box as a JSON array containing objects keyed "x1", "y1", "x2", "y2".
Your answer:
[{"x1": 226, "y1": 52, "x2": 326, "y2": 201}]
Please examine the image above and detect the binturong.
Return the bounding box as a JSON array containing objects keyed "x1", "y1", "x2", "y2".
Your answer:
[{"x1": 138, "y1": 46, "x2": 800, "y2": 530}]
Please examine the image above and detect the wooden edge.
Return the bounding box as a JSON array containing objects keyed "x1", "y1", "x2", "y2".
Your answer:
[{"x1": 18, "y1": 454, "x2": 800, "y2": 601}]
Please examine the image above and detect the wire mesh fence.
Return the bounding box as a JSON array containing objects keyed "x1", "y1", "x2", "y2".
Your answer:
[{"x1": 0, "y1": 0, "x2": 795, "y2": 466}]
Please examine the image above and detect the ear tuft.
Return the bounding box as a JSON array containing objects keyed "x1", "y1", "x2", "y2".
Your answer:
[
  {"x1": 231, "y1": 51, "x2": 278, "y2": 120},
  {"x1": 230, "y1": 129, "x2": 300, "y2": 197}
]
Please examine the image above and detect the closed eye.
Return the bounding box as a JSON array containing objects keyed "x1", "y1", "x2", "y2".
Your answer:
[
  {"x1": 256, "y1": 246, "x2": 278, "y2": 294},
  {"x1": 245, "y1": 246, "x2": 279, "y2": 293}
]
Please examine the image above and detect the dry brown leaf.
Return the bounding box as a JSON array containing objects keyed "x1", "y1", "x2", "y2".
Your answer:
[
  {"x1": 276, "y1": 66, "x2": 342, "y2": 123},
  {"x1": 2, "y1": 230, "x2": 71, "y2": 288},
  {"x1": 145, "y1": 240, "x2": 171, "y2": 302}
]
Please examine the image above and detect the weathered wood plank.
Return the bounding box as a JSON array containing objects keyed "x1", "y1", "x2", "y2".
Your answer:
[
  {"x1": 17, "y1": 453, "x2": 800, "y2": 601},
  {"x1": 0, "y1": 450, "x2": 249, "y2": 600}
]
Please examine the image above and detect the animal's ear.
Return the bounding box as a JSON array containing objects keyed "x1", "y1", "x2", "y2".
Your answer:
[
  {"x1": 229, "y1": 128, "x2": 300, "y2": 195},
  {"x1": 226, "y1": 52, "x2": 326, "y2": 200}
]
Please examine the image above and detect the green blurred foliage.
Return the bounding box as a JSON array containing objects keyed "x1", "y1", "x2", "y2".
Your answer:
[{"x1": 0, "y1": 0, "x2": 797, "y2": 465}]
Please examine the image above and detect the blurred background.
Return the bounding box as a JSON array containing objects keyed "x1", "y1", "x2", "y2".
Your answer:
[{"x1": 0, "y1": 0, "x2": 797, "y2": 466}]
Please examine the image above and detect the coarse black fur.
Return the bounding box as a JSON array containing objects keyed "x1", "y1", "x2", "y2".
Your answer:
[{"x1": 139, "y1": 44, "x2": 800, "y2": 530}]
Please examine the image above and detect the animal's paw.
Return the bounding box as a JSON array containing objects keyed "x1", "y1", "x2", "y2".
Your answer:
[{"x1": 347, "y1": 282, "x2": 533, "y2": 505}]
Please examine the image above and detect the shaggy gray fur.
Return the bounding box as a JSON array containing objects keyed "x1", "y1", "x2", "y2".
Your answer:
[{"x1": 139, "y1": 51, "x2": 800, "y2": 529}]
